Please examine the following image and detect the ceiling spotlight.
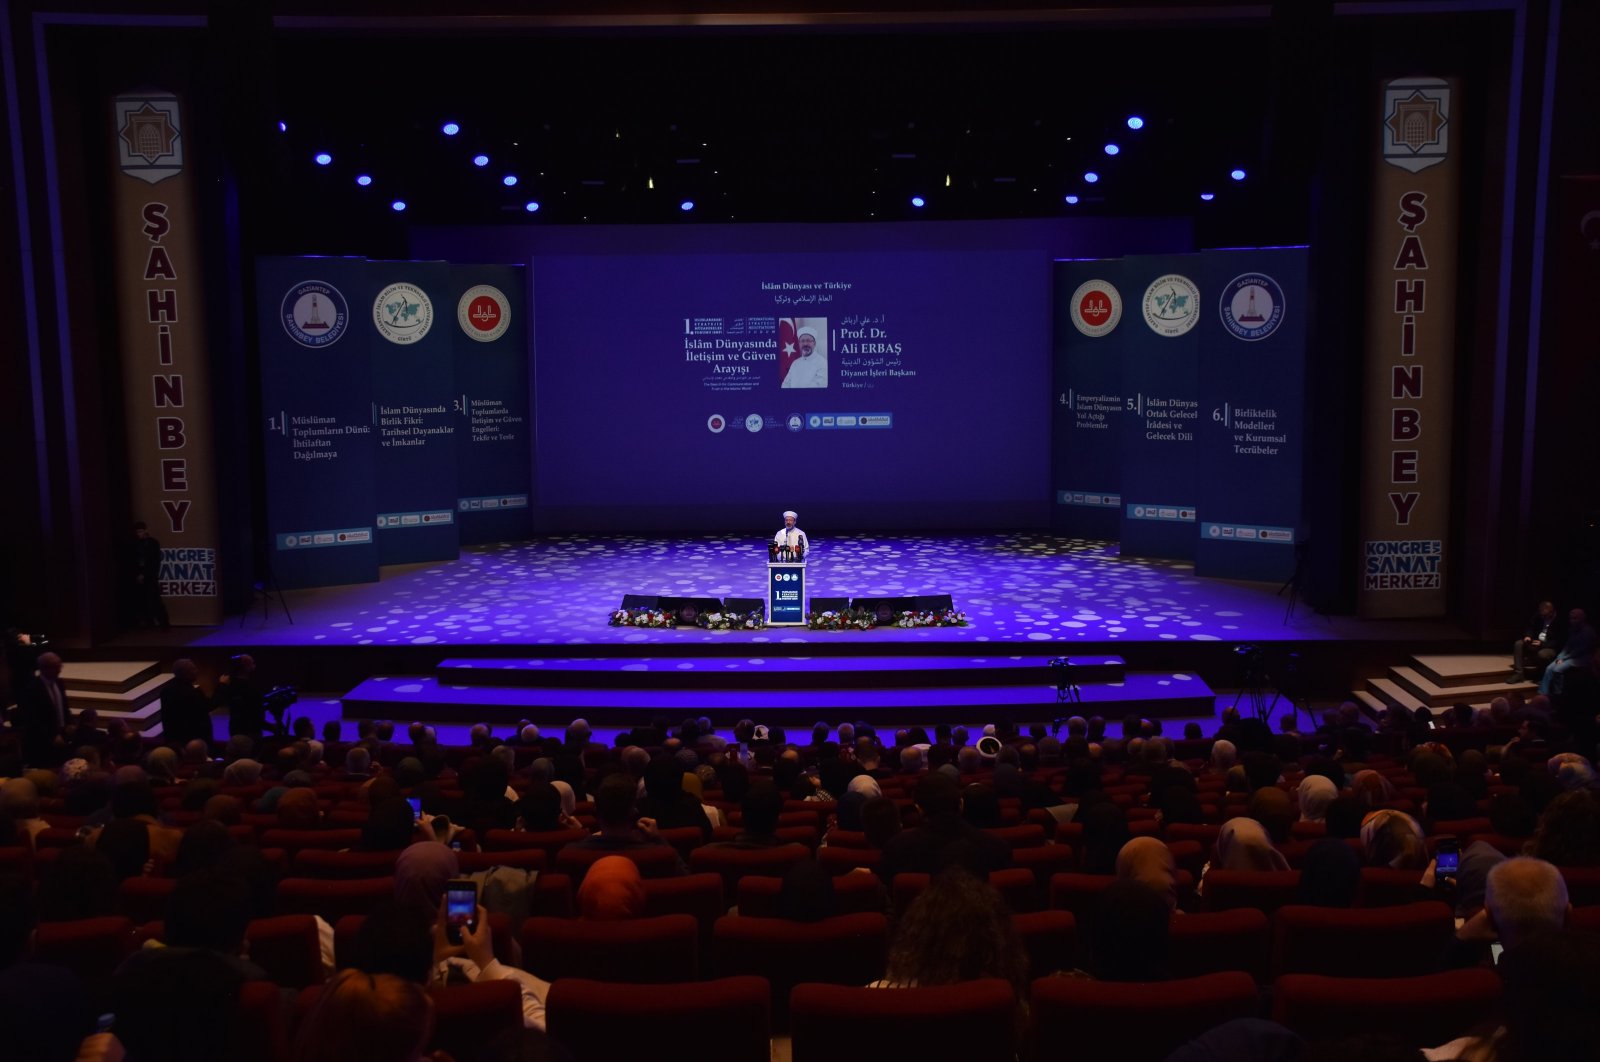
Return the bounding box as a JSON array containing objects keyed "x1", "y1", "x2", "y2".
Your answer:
[
  {"x1": 1126, "y1": 116, "x2": 1145, "y2": 130},
  {"x1": 680, "y1": 200, "x2": 695, "y2": 212},
  {"x1": 1104, "y1": 144, "x2": 1120, "y2": 156},
  {"x1": 473, "y1": 155, "x2": 489, "y2": 167},
  {"x1": 391, "y1": 200, "x2": 407, "y2": 212},
  {"x1": 524, "y1": 201, "x2": 540, "y2": 212},
  {"x1": 910, "y1": 196, "x2": 926, "y2": 208},
  {"x1": 1064, "y1": 195, "x2": 1080, "y2": 205},
  {"x1": 1200, "y1": 193, "x2": 1215, "y2": 201},
  {"x1": 355, "y1": 174, "x2": 372, "y2": 187},
  {"x1": 1084, "y1": 171, "x2": 1100, "y2": 184},
  {"x1": 1230, "y1": 169, "x2": 1247, "y2": 181},
  {"x1": 502, "y1": 175, "x2": 518, "y2": 187},
  {"x1": 441, "y1": 122, "x2": 460, "y2": 136},
  {"x1": 314, "y1": 152, "x2": 332, "y2": 166}
]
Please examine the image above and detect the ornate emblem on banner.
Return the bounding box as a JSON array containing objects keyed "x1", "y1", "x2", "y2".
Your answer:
[
  {"x1": 1218, "y1": 273, "x2": 1286, "y2": 342},
  {"x1": 1070, "y1": 279, "x2": 1123, "y2": 338},
  {"x1": 1141, "y1": 274, "x2": 1200, "y2": 337},
  {"x1": 456, "y1": 284, "x2": 511, "y2": 343},
  {"x1": 706, "y1": 414, "x2": 726, "y2": 433},
  {"x1": 373, "y1": 282, "x2": 434, "y2": 345},
  {"x1": 281, "y1": 280, "x2": 350, "y2": 348},
  {"x1": 1381, "y1": 77, "x2": 1450, "y2": 173},
  {"x1": 114, "y1": 95, "x2": 184, "y2": 185}
]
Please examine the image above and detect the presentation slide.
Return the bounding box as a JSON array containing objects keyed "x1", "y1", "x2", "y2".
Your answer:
[{"x1": 532, "y1": 249, "x2": 1050, "y2": 531}]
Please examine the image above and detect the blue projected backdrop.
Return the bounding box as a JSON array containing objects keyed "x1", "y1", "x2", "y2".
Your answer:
[{"x1": 532, "y1": 249, "x2": 1050, "y2": 531}]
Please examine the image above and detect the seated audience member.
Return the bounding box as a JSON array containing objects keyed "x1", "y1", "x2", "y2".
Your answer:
[
  {"x1": 1453, "y1": 857, "x2": 1570, "y2": 958},
  {"x1": 1207, "y1": 739, "x2": 1238, "y2": 776},
  {"x1": 1323, "y1": 796, "x2": 1365, "y2": 840},
  {"x1": 961, "y1": 783, "x2": 1003, "y2": 829},
  {"x1": 174, "y1": 819, "x2": 239, "y2": 877},
  {"x1": 1487, "y1": 792, "x2": 1537, "y2": 839},
  {"x1": 860, "y1": 795, "x2": 902, "y2": 851},
  {"x1": 361, "y1": 797, "x2": 420, "y2": 852},
  {"x1": 291, "y1": 968, "x2": 436, "y2": 1062},
  {"x1": 1361, "y1": 809, "x2": 1430, "y2": 870},
  {"x1": 1086, "y1": 880, "x2": 1172, "y2": 982},
  {"x1": 1213, "y1": 816, "x2": 1290, "y2": 872},
  {"x1": 1297, "y1": 838, "x2": 1362, "y2": 908},
  {"x1": 0, "y1": 777, "x2": 49, "y2": 846},
  {"x1": 576, "y1": 855, "x2": 646, "y2": 921},
  {"x1": 36, "y1": 846, "x2": 118, "y2": 922},
  {"x1": 1080, "y1": 801, "x2": 1132, "y2": 876},
  {"x1": 515, "y1": 783, "x2": 574, "y2": 833},
  {"x1": 1248, "y1": 787, "x2": 1295, "y2": 845},
  {"x1": 394, "y1": 841, "x2": 461, "y2": 917},
  {"x1": 636, "y1": 758, "x2": 712, "y2": 839},
  {"x1": 0, "y1": 874, "x2": 90, "y2": 1062},
  {"x1": 1424, "y1": 782, "x2": 1480, "y2": 829},
  {"x1": 1539, "y1": 607, "x2": 1593, "y2": 695},
  {"x1": 1526, "y1": 789, "x2": 1600, "y2": 866},
  {"x1": 1511, "y1": 599, "x2": 1564, "y2": 682},
  {"x1": 276, "y1": 786, "x2": 323, "y2": 830},
  {"x1": 1115, "y1": 836, "x2": 1179, "y2": 912},
  {"x1": 715, "y1": 779, "x2": 787, "y2": 848},
  {"x1": 95, "y1": 817, "x2": 154, "y2": 882},
  {"x1": 1296, "y1": 775, "x2": 1338, "y2": 823},
  {"x1": 1430, "y1": 928, "x2": 1600, "y2": 1062},
  {"x1": 878, "y1": 773, "x2": 1013, "y2": 883},
  {"x1": 874, "y1": 867, "x2": 1027, "y2": 1000},
  {"x1": 1351, "y1": 769, "x2": 1396, "y2": 810},
  {"x1": 565, "y1": 774, "x2": 686, "y2": 871}
]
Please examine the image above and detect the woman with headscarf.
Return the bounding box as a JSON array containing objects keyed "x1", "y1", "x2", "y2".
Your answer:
[
  {"x1": 1115, "y1": 836, "x2": 1179, "y2": 912},
  {"x1": 1351, "y1": 769, "x2": 1396, "y2": 810},
  {"x1": 1247, "y1": 787, "x2": 1295, "y2": 845},
  {"x1": 576, "y1": 855, "x2": 645, "y2": 920},
  {"x1": 1213, "y1": 817, "x2": 1290, "y2": 872},
  {"x1": 550, "y1": 780, "x2": 578, "y2": 824},
  {"x1": 1296, "y1": 775, "x2": 1338, "y2": 823},
  {"x1": 1359, "y1": 809, "x2": 1429, "y2": 869},
  {"x1": 393, "y1": 841, "x2": 460, "y2": 916}
]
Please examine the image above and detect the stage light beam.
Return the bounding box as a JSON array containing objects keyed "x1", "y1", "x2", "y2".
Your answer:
[
  {"x1": 1064, "y1": 195, "x2": 1080, "y2": 205},
  {"x1": 1231, "y1": 168, "x2": 1247, "y2": 181},
  {"x1": 524, "y1": 201, "x2": 540, "y2": 212},
  {"x1": 356, "y1": 174, "x2": 372, "y2": 187},
  {"x1": 473, "y1": 155, "x2": 489, "y2": 167},
  {"x1": 1104, "y1": 143, "x2": 1120, "y2": 155},
  {"x1": 441, "y1": 122, "x2": 460, "y2": 136},
  {"x1": 503, "y1": 175, "x2": 518, "y2": 187},
  {"x1": 1084, "y1": 171, "x2": 1099, "y2": 183},
  {"x1": 314, "y1": 152, "x2": 332, "y2": 166},
  {"x1": 1200, "y1": 193, "x2": 1215, "y2": 201},
  {"x1": 1126, "y1": 116, "x2": 1144, "y2": 130},
  {"x1": 680, "y1": 200, "x2": 695, "y2": 212},
  {"x1": 910, "y1": 196, "x2": 925, "y2": 208},
  {"x1": 391, "y1": 200, "x2": 407, "y2": 212}
]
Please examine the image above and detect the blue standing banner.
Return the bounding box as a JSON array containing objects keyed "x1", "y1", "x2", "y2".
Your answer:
[
  {"x1": 1118, "y1": 254, "x2": 1203, "y2": 559},
  {"x1": 370, "y1": 261, "x2": 460, "y2": 565},
  {"x1": 1196, "y1": 247, "x2": 1309, "y2": 582},
  {"x1": 450, "y1": 264, "x2": 534, "y2": 545},
  {"x1": 255, "y1": 256, "x2": 379, "y2": 589},
  {"x1": 1052, "y1": 259, "x2": 1127, "y2": 539},
  {"x1": 768, "y1": 562, "x2": 806, "y2": 625}
]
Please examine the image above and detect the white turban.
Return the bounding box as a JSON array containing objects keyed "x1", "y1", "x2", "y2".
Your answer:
[
  {"x1": 783, "y1": 510, "x2": 798, "y2": 520},
  {"x1": 796, "y1": 327, "x2": 818, "y2": 340}
]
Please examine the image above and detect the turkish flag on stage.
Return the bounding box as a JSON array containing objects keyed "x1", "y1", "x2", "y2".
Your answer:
[{"x1": 777, "y1": 318, "x2": 799, "y2": 384}]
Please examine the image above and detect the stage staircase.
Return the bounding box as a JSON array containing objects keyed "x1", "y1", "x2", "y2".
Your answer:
[
  {"x1": 340, "y1": 653, "x2": 1218, "y2": 727},
  {"x1": 1352, "y1": 652, "x2": 1537, "y2": 718}
]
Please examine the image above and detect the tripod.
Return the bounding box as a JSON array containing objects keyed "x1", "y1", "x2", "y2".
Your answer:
[
  {"x1": 1279, "y1": 540, "x2": 1310, "y2": 625},
  {"x1": 241, "y1": 552, "x2": 293, "y2": 626},
  {"x1": 1048, "y1": 657, "x2": 1082, "y2": 735},
  {"x1": 1231, "y1": 646, "x2": 1281, "y2": 724}
]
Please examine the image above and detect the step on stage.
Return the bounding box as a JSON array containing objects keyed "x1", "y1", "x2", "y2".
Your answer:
[{"x1": 109, "y1": 533, "x2": 1472, "y2": 730}]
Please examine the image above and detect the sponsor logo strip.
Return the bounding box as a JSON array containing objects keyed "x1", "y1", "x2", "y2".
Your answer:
[
  {"x1": 1125, "y1": 504, "x2": 1198, "y2": 523},
  {"x1": 276, "y1": 527, "x2": 373, "y2": 550},
  {"x1": 375, "y1": 510, "x2": 456, "y2": 529},
  {"x1": 1056, "y1": 490, "x2": 1123, "y2": 508},
  {"x1": 456, "y1": 495, "x2": 530, "y2": 512},
  {"x1": 1201, "y1": 522, "x2": 1296, "y2": 543}
]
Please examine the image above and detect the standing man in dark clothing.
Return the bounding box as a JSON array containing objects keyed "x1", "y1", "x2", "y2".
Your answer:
[
  {"x1": 160, "y1": 658, "x2": 212, "y2": 747},
  {"x1": 131, "y1": 521, "x2": 169, "y2": 629},
  {"x1": 214, "y1": 654, "x2": 265, "y2": 738},
  {"x1": 1512, "y1": 600, "x2": 1565, "y2": 682},
  {"x1": 878, "y1": 772, "x2": 1013, "y2": 884},
  {"x1": 14, "y1": 651, "x2": 69, "y2": 767}
]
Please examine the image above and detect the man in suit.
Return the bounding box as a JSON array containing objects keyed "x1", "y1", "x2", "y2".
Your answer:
[
  {"x1": 14, "y1": 651, "x2": 69, "y2": 766},
  {"x1": 131, "y1": 521, "x2": 169, "y2": 629},
  {"x1": 1511, "y1": 600, "x2": 1565, "y2": 682},
  {"x1": 160, "y1": 658, "x2": 212, "y2": 747},
  {"x1": 214, "y1": 654, "x2": 265, "y2": 738}
]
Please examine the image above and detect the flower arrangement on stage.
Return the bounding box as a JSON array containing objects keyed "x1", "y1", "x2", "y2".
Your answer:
[
  {"x1": 807, "y1": 607, "x2": 878, "y2": 631},
  {"x1": 894, "y1": 609, "x2": 971, "y2": 628},
  {"x1": 696, "y1": 610, "x2": 766, "y2": 631},
  {"x1": 608, "y1": 608, "x2": 675, "y2": 628}
]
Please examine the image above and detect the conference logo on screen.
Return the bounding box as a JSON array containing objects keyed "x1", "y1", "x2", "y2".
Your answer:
[
  {"x1": 1381, "y1": 77, "x2": 1450, "y2": 173},
  {"x1": 1219, "y1": 273, "x2": 1285, "y2": 342},
  {"x1": 457, "y1": 284, "x2": 510, "y2": 343},
  {"x1": 373, "y1": 282, "x2": 434, "y2": 345},
  {"x1": 1141, "y1": 275, "x2": 1200, "y2": 337},
  {"x1": 1070, "y1": 279, "x2": 1123, "y2": 338},
  {"x1": 281, "y1": 281, "x2": 350, "y2": 348},
  {"x1": 745, "y1": 414, "x2": 764, "y2": 433},
  {"x1": 706, "y1": 414, "x2": 726, "y2": 433},
  {"x1": 114, "y1": 94, "x2": 184, "y2": 185}
]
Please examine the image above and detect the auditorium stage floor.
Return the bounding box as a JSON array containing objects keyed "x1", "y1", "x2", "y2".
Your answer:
[{"x1": 170, "y1": 533, "x2": 1464, "y2": 652}]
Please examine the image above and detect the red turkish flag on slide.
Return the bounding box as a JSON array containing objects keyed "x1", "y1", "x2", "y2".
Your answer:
[{"x1": 777, "y1": 318, "x2": 799, "y2": 384}]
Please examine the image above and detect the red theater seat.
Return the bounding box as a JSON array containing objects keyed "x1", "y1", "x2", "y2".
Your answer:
[
  {"x1": 1168, "y1": 907, "x2": 1271, "y2": 982},
  {"x1": 34, "y1": 916, "x2": 135, "y2": 981},
  {"x1": 1164, "y1": 822, "x2": 1222, "y2": 848},
  {"x1": 556, "y1": 843, "x2": 683, "y2": 880},
  {"x1": 1271, "y1": 968, "x2": 1502, "y2": 1046},
  {"x1": 1560, "y1": 866, "x2": 1600, "y2": 906},
  {"x1": 985, "y1": 824, "x2": 1047, "y2": 849},
  {"x1": 790, "y1": 979, "x2": 1018, "y2": 1062},
  {"x1": 455, "y1": 847, "x2": 547, "y2": 874},
  {"x1": 735, "y1": 872, "x2": 886, "y2": 919},
  {"x1": 232, "y1": 980, "x2": 290, "y2": 1062},
  {"x1": 1271, "y1": 901, "x2": 1454, "y2": 978},
  {"x1": 1011, "y1": 843, "x2": 1077, "y2": 886},
  {"x1": 245, "y1": 915, "x2": 326, "y2": 987},
  {"x1": 483, "y1": 827, "x2": 586, "y2": 856},
  {"x1": 522, "y1": 914, "x2": 699, "y2": 983},
  {"x1": 117, "y1": 875, "x2": 178, "y2": 923},
  {"x1": 291, "y1": 848, "x2": 401, "y2": 879},
  {"x1": 276, "y1": 876, "x2": 395, "y2": 922},
  {"x1": 1200, "y1": 869, "x2": 1302, "y2": 913},
  {"x1": 816, "y1": 844, "x2": 880, "y2": 874},
  {"x1": 548, "y1": 976, "x2": 771, "y2": 1062},
  {"x1": 641, "y1": 872, "x2": 727, "y2": 942},
  {"x1": 712, "y1": 913, "x2": 889, "y2": 1027},
  {"x1": 1012, "y1": 910, "x2": 1077, "y2": 977},
  {"x1": 1357, "y1": 867, "x2": 1430, "y2": 907},
  {"x1": 1030, "y1": 972, "x2": 1260, "y2": 1061},
  {"x1": 690, "y1": 843, "x2": 811, "y2": 905},
  {"x1": 258, "y1": 828, "x2": 362, "y2": 854}
]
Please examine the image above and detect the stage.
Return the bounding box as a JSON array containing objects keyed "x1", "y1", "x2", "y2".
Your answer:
[{"x1": 177, "y1": 533, "x2": 1461, "y2": 651}]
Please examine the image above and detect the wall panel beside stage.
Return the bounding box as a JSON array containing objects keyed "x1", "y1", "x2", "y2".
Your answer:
[
  {"x1": 256, "y1": 256, "x2": 380, "y2": 590},
  {"x1": 450, "y1": 264, "x2": 534, "y2": 544}
]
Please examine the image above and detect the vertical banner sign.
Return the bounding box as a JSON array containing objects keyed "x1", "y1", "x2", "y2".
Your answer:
[
  {"x1": 370, "y1": 261, "x2": 460, "y2": 565},
  {"x1": 1196, "y1": 246, "x2": 1309, "y2": 582},
  {"x1": 1358, "y1": 77, "x2": 1460, "y2": 617},
  {"x1": 1119, "y1": 254, "x2": 1204, "y2": 559},
  {"x1": 256, "y1": 257, "x2": 379, "y2": 589},
  {"x1": 450, "y1": 265, "x2": 533, "y2": 544},
  {"x1": 109, "y1": 91, "x2": 222, "y2": 624},
  {"x1": 1052, "y1": 259, "x2": 1126, "y2": 539}
]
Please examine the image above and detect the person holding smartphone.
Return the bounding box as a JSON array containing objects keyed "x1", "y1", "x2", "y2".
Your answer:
[{"x1": 429, "y1": 890, "x2": 550, "y2": 1032}]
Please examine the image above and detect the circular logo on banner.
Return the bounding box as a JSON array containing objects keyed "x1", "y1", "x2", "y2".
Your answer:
[
  {"x1": 787, "y1": 414, "x2": 803, "y2": 432},
  {"x1": 1070, "y1": 279, "x2": 1123, "y2": 338},
  {"x1": 745, "y1": 414, "x2": 764, "y2": 433},
  {"x1": 281, "y1": 281, "x2": 349, "y2": 348},
  {"x1": 1219, "y1": 273, "x2": 1286, "y2": 341},
  {"x1": 373, "y1": 282, "x2": 434, "y2": 345},
  {"x1": 1141, "y1": 274, "x2": 1201, "y2": 337},
  {"x1": 706, "y1": 414, "x2": 726, "y2": 433},
  {"x1": 457, "y1": 284, "x2": 511, "y2": 343}
]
